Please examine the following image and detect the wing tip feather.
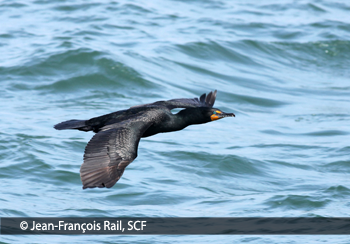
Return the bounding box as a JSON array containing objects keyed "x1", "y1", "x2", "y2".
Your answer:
[{"x1": 200, "y1": 89, "x2": 217, "y2": 107}]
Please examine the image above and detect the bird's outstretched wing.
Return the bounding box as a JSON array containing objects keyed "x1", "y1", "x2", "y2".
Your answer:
[
  {"x1": 80, "y1": 121, "x2": 152, "y2": 189},
  {"x1": 131, "y1": 90, "x2": 217, "y2": 110}
]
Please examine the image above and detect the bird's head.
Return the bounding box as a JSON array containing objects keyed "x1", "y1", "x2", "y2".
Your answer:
[
  {"x1": 182, "y1": 107, "x2": 235, "y2": 125},
  {"x1": 176, "y1": 90, "x2": 235, "y2": 125},
  {"x1": 207, "y1": 108, "x2": 235, "y2": 121}
]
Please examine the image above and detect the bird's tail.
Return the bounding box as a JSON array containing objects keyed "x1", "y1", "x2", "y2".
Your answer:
[{"x1": 54, "y1": 119, "x2": 91, "y2": 131}]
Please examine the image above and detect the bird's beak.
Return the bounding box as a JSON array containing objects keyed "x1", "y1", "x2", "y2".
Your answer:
[
  {"x1": 219, "y1": 112, "x2": 235, "y2": 118},
  {"x1": 211, "y1": 112, "x2": 235, "y2": 121}
]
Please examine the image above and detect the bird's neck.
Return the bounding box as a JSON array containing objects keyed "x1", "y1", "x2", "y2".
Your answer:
[
  {"x1": 167, "y1": 109, "x2": 205, "y2": 131},
  {"x1": 142, "y1": 109, "x2": 207, "y2": 138}
]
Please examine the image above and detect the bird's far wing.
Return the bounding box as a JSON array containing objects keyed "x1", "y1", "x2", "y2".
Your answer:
[
  {"x1": 131, "y1": 90, "x2": 217, "y2": 110},
  {"x1": 80, "y1": 121, "x2": 152, "y2": 189},
  {"x1": 163, "y1": 90, "x2": 217, "y2": 109}
]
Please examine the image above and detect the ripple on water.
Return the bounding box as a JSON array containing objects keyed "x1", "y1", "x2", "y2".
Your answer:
[
  {"x1": 320, "y1": 160, "x2": 350, "y2": 173},
  {"x1": 2, "y1": 48, "x2": 156, "y2": 93},
  {"x1": 264, "y1": 194, "x2": 331, "y2": 211},
  {"x1": 323, "y1": 185, "x2": 350, "y2": 199},
  {"x1": 158, "y1": 150, "x2": 271, "y2": 184},
  {"x1": 175, "y1": 41, "x2": 261, "y2": 66}
]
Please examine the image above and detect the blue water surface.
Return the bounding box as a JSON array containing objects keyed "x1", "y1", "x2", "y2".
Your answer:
[{"x1": 1, "y1": 0, "x2": 350, "y2": 243}]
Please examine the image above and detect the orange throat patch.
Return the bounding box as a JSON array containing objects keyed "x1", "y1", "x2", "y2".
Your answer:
[{"x1": 210, "y1": 114, "x2": 220, "y2": 121}]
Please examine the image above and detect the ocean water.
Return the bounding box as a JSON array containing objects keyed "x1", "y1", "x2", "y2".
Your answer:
[{"x1": 1, "y1": 0, "x2": 350, "y2": 243}]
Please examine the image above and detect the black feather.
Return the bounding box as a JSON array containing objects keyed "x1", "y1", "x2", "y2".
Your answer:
[
  {"x1": 200, "y1": 93, "x2": 206, "y2": 103},
  {"x1": 54, "y1": 90, "x2": 233, "y2": 189}
]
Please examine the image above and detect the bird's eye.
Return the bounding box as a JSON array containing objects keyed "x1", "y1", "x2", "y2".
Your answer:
[{"x1": 213, "y1": 111, "x2": 216, "y2": 114}]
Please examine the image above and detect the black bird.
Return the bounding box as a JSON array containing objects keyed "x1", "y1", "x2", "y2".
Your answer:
[{"x1": 54, "y1": 90, "x2": 235, "y2": 189}]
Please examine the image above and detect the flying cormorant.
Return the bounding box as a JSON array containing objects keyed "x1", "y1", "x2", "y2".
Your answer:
[{"x1": 54, "y1": 90, "x2": 235, "y2": 189}]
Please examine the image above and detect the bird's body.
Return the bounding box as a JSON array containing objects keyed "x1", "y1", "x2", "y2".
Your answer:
[{"x1": 54, "y1": 90, "x2": 235, "y2": 189}]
